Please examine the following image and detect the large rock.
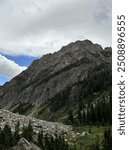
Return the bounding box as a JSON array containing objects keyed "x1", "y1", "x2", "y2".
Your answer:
[{"x1": 9, "y1": 138, "x2": 41, "y2": 150}]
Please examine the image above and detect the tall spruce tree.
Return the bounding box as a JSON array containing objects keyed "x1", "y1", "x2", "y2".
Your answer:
[
  {"x1": 3, "y1": 124, "x2": 13, "y2": 148},
  {"x1": 13, "y1": 121, "x2": 21, "y2": 145},
  {"x1": 102, "y1": 128, "x2": 112, "y2": 150},
  {"x1": 68, "y1": 109, "x2": 74, "y2": 125},
  {"x1": 22, "y1": 121, "x2": 33, "y2": 142},
  {"x1": 77, "y1": 109, "x2": 82, "y2": 124},
  {"x1": 82, "y1": 110, "x2": 86, "y2": 125}
]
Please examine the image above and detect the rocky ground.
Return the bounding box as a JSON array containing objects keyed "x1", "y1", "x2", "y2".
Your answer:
[
  {"x1": 0, "y1": 109, "x2": 73, "y2": 135},
  {"x1": 9, "y1": 138, "x2": 41, "y2": 150}
]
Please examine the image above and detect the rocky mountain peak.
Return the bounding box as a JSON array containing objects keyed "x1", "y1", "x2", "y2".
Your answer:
[{"x1": 0, "y1": 39, "x2": 112, "y2": 121}]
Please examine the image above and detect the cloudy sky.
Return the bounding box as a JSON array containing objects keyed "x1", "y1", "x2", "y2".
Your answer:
[{"x1": 0, "y1": 0, "x2": 112, "y2": 85}]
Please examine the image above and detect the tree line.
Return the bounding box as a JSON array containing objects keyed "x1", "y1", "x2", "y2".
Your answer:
[
  {"x1": 67, "y1": 93, "x2": 112, "y2": 126},
  {"x1": 90, "y1": 127, "x2": 112, "y2": 150},
  {"x1": 0, "y1": 121, "x2": 73, "y2": 150}
]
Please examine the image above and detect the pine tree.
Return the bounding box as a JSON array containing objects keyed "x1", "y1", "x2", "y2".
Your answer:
[
  {"x1": 82, "y1": 110, "x2": 86, "y2": 125},
  {"x1": 90, "y1": 104, "x2": 96, "y2": 123},
  {"x1": 13, "y1": 121, "x2": 21, "y2": 145},
  {"x1": 27, "y1": 121, "x2": 33, "y2": 142},
  {"x1": 37, "y1": 130, "x2": 46, "y2": 150},
  {"x1": 22, "y1": 121, "x2": 33, "y2": 142},
  {"x1": 96, "y1": 102, "x2": 102, "y2": 123},
  {"x1": 89, "y1": 127, "x2": 92, "y2": 134},
  {"x1": 90, "y1": 135, "x2": 100, "y2": 150},
  {"x1": 3, "y1": 124, "x2": 13, "y2": 148},
  {"x1": 77, "y1": 109, "x2": 82, "y2": 124},
  {"x1": 68, "y1": 109, "x2": 74, "y2": 125},
  {"x1": 87, "y1": 108, "x2": 90, "y2": 124},
  {"x1": 102, "y1": 128, "x2": 112, "y2": 150},
  {"x1": 0, "y1": 127, "x2": 4, "y2": 149}
]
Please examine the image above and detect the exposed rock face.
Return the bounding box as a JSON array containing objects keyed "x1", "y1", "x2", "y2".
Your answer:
[
  {"x1": 0, "y1": 39, "x2": 112, "y2": 120},
  {"x1": 9, "y1": 138, "x2": 41, "y2": 150},
  {"x1": 0, "y1": 109, "x2": 73, "y2": 134}
]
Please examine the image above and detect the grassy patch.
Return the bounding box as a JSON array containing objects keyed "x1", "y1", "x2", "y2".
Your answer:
[
  {"x1": 65, "y1": 126, "x2": 109, "y2": 150},
  {"x1": 12, "y1": 103, "x2": 34, "y2": 115},
  {"x1": 36, "y1": 104, "x2": 50, "y2": 120},
  {"x1": 38, "y1": 107, "x2": 49, "y2": 120}
]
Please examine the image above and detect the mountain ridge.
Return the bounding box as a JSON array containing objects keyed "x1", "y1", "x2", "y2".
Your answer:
[{"x1": 0, "y1": 39, "x2": 112, "y2": 121}]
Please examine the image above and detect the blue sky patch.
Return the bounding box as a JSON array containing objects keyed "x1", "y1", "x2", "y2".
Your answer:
[
  {"x1": 0, "y1": 55, "x2": 40, "y2": 85},
  {"x1": 0, "y1": 76, "x2": 10, "y2": 86},
  {"x1": 5, "y1": 55, "x2": 39, "y2": 67}
]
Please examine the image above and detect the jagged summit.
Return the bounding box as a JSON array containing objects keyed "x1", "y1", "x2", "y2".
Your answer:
[{"x1": 0, "y1": 39, "x2": 112, "y2": 120}]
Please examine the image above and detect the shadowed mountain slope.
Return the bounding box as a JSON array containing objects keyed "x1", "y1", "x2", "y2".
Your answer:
[{"x1": 0, "y1": 39, "x2": 112, "y2": 121}]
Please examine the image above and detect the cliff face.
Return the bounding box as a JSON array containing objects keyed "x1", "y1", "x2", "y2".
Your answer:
[{"x1": 0, "y1": 40, "x2": 112, "y2": 120}]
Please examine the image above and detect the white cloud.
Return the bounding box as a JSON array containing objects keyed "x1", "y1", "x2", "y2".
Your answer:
[
  {"x1": 0, "y1": 54, "x2": 27, "y2": 79},
  {"x1": 0, "y1": 0, "x2": 112, "y2": 57}
]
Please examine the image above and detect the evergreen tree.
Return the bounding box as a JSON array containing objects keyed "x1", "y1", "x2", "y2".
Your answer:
[
  {"x1": 86, "y1": 107, "x2": 90, "y2": 124},
  {"x1": 13, "y1": 121, "x2": 21, "y2": 145},
  {"x1": 77, "y1": 109, "x2": 82, "y2": 124},
  {"x1": 3, "y1": 124, "x2": 13, "y2": 148},
  {"x1": 89, "y1": 127, "x2": 92, "y2": 134},
  {"x1": 0, "y1": 127, "x2": 4, "y2": 150},
  {"x1": 90, "y1": 135, "x2": 100, "y2": 150},
  {"x1": 27, "y1": 121, "x2": 33, "y2": 142},
  {"x1": 68, "y1": 109, "x2": 74, "y2": 125},
  {"x1": 90, "y1": 104, "x2": 96, "y2": 123},
  {"x1": 96, "y1": 102, "x2": 102, "y2": 123},
  {"x1": 37, "y1": 130, "x2": 46, "y2": 150},
  {"x1": 22, "y1": 121, "x2": 33, "y2": 142},
  {"x1": 82, "y1": 110, "x2": 86, "y2": 125},
  {"x1": 102, "y1": 128, "x2": 112, "y2": 150}
]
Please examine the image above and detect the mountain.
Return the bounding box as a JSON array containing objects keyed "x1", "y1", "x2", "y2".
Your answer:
[{"x1": 0, "y1": 39, "x2": 112, "y2": 121}]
